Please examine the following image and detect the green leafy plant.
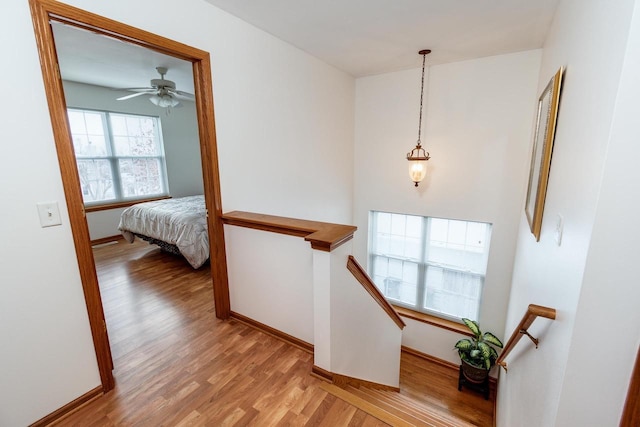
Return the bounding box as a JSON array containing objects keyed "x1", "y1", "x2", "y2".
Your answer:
[{"x1": 454, "y1": 318, "x2": 504, "y2": 370}]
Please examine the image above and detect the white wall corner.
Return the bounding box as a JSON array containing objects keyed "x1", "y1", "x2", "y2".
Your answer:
[{"x1": 312, "y1": 250, "x2": 332, "y2": 371}]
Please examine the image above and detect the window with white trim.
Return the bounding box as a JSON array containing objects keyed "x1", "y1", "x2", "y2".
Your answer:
[
  {"x1": 368, "y1": 211, "x2": 492, "y2": 322},
  {"x1": 67, "y1": 108, "x2": 169, "y2": 205}
]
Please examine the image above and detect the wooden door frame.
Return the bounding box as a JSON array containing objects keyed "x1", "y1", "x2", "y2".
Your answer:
[
  {"x1": 29, "y1": 0, "x2": 231, "y2": 392},
  {"x1": 621, "y1": 346, "x2": 640, "y2": 426}
]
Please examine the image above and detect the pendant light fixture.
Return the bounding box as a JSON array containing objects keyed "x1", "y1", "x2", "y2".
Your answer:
[{"x1": 406, "y1": 49, "x2": 432, "y2": 187}]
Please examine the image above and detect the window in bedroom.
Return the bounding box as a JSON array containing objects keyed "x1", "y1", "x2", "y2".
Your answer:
[
  {"x1": 368, "y1": 211, "x2": 492, "y2": 322},
  {"x1": 67, "y1": 109, "x2": 169, "y2": 205}
]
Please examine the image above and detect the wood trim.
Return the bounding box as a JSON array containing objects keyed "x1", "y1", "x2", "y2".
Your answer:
[
  {"x1": 346, "y1": 256, "x2": 405, "y2": 330},
  {"x1": 621, "y1": 346, "x2": 640, "y2": 427},
  {"x1": 194, "y1": 54, "x2": 231, "y2": 320},
  {"x1": 90, "y1": 235, "x2": 124, "y2": 246},
  {"x1": 401, "y1": 345, "x2": 498, "y2": 387},
  {"x1": 332, "y1": 373, "x2": 400, "y2": 392},
  {"x1": 28, "y1": 0, "x2": 230, "y2": 394},
  {"x1": 84, "y1": 196, "x2": 171, "y2": 213},
  {"x1": 394, "y1": 306, "x2": 473, "y2": 337},
  {"x1": 527, "y1": 304, "x2": 556, "y2": 319},
  {"x1": 229, "y1": 311, "x2": 314, "y2": 354},
  {"x1": 319, "y1": 383, "x2": 414, "y2": 427},
  {"x1": 221, "y1": 211, "x2": 357, "y2": 252},
  {"x1": 496, "y1": 304, "x2": 556, "y2": 370},
  {"x1": 29, "y1": 386, "x2": 102, "y2": 427},
  {"x1": 42, "y1": 2, "x2": 209, "y2": 61},
  {"x1": 401, "y1": 345, "x2": 459, "y2": 371},
  {"x1": 311, "y1": 365, "x2": 334, "y2": 383}
]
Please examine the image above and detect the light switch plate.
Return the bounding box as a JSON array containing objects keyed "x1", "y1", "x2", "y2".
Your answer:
[
  {"x1": 554, "y1": 214, "x2": 563, "y2": 246},
  {"x1": 37, "y1": 202, "x2": 62, "y2": 227}
]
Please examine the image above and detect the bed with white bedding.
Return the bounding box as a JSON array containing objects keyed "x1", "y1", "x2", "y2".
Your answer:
[{"x1": 118, "y1": 195, "x2": 209, "y2": 268}]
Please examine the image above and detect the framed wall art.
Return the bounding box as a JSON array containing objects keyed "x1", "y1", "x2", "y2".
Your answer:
[{"x1": 525, "y1": 67, "x2": 564, "y2": 241}]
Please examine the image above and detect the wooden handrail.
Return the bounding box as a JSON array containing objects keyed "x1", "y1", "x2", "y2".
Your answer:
[
  {"x1": 346, "y1": 255, "x2": 406, "y2": 330},
  {"x1": 496, "y1": 304, "x2": 556, "y2": 371},
  {"x1": 221, "y1": 211, "x2": 357, "y2": 252}
]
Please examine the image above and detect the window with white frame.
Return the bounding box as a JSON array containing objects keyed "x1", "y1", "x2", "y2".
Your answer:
[
  {"x1": 67, "y1": 109, "x2": 169, "y2": 205},
  {"x1": 368, "y1": 211, "x2": 492, "y2": 322}
]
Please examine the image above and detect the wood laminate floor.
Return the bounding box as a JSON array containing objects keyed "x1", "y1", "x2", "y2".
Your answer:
[{"x1": 55, "y1": 239, "x2": 492, "y2": 426}]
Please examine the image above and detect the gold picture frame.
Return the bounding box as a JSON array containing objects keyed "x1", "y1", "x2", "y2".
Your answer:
[{"x1": 525, "y1": 67, "x2": 564, "y2": 241}]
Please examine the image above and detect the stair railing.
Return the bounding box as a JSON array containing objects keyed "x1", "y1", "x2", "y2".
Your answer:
[
  {"x1": 496, "y1": 304, "x2": 556, "y2": 372},
  {"x1": 346, "y1": 255, "x2": 405, "y2": 330}
]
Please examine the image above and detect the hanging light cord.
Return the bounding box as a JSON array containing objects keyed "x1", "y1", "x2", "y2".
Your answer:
[{"x1": 417, "y1": 52, "x2": 427, "y2": 146}]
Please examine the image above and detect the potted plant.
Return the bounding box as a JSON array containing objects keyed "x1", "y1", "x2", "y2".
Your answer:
[{"x1": 455, "y1": 318, "x2": 504, "y2": 383}]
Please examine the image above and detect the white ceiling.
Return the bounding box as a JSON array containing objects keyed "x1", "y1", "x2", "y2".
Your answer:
[
  {"x1": 52, "y1": 22, "x2": 195, "y2": 93},
  {"x1": 52, "y1": 1, "x2": 560, "y2": 90},
  {"x1": 203, "y1": 0, "x2": 560, "y2": 76}
]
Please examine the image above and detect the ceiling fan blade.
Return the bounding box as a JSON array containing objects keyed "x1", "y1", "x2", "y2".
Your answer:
[
  {"x1": 117, "y1": 92, "x2": 150, "y2": 101},
  {"x1": 174, "y1": 89, "x2": 194, "y2": 97},
  {"x1": 113, "y1": 87, "x2": 154, "y2": 92},
  {"x1": 171, "y1": 90, "x2": 195, "y2": 101}
]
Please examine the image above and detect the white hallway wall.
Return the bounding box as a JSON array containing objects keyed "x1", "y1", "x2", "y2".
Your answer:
[
  {"x1": 64, "y1": 81, "x2": 204, "y2": 240},
  {"x1": 225, "y1": 226, "x2": 315, "y2": 344},
  {"x1": 353, "y1": 50, "x2": 541, "y2": 365},
  {"x1": 0, "y1": 0, "x2": 354, "y2": 425},
  {"x1": 499, "y1": 0, "x2": 637, "y2": 425},
  {"x1": 555, "y1": 1, "x2": 640, "y2": 423}
]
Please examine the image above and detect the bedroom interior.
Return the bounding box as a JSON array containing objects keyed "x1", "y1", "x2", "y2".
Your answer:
[
  {"x1": 45, "y1": 0, "x2": 229, "y2": 396},
  {"x1": 50, "y1": 22, "x2": 219, "y2": 403},
  {"x1": 53, "y1": 21, "x2": 206, "y2": 244},
  {"x1": 3, "y1": 0, "x2": 640, "y2": 426}
]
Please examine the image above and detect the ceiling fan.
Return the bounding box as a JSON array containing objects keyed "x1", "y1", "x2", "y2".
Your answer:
[{"x1": 116, "y1": 67, "x2": 194, "y2": 108}]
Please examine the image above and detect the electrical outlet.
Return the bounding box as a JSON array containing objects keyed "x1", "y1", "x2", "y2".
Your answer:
[{"x1": 37, "y1": 202, "x2": 62, "y2": 227}]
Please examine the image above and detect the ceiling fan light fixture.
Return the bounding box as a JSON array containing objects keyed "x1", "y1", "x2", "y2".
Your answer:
[
  {"x1": 115, "y1": 66, "x2": 193, "y2": 108},
  {"x1": 150, "y1": 93, "x2": 180, "y2": 108}
]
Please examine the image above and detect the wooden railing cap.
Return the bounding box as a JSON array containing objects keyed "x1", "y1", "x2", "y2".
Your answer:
[{"x1": 221, "y1": 211, "x2": 357, "y2": 252}]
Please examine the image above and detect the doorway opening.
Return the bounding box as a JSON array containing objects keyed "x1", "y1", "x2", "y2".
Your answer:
[{"x1": 29, "y1": 0, "x2": 231, "y2": 392}]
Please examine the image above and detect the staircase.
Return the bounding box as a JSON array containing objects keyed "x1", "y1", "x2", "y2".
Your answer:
[
  {"x1": 320, "y1": 351, "x2": 495, "y2": 427},
  {"x1": 222, "y1": 213, "x2": 494, "y2": 425}
]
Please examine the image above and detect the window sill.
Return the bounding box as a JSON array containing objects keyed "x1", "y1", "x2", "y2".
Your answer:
[
  {"x1": 84, "y1": 195, "x2": 171, "y2": 213},
  {"x1": 393, "y1": 306, "x2": 473, "y2": 337}
]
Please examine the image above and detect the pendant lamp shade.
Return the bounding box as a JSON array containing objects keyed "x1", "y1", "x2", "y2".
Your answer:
[{"x1": 407, "y1": 49, "x2": 432, "y2": 187}]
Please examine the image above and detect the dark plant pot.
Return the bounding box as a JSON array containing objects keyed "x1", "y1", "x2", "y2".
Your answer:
[{"x1": 461, "y1": 359, "x2": 489, "y2": 383}]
